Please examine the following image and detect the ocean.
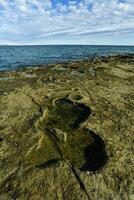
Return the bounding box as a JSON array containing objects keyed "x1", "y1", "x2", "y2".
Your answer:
[{"x1": 0, "y1": 45, "x2": 134, "y2": 71}]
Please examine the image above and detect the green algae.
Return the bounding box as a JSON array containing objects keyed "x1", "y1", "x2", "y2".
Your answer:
[
  {"x1": 27, "y1": 97, "x2": 93, "y2": 168},
  {"x1": 26, "y1": 130, "x2": 61, "y2": 166},
  {"x1": 39, "y1": 98, "x2": 91, "y2": 132}
]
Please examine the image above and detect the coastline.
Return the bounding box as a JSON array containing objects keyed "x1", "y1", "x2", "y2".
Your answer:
[{"x1": 0, "y1": 54, "x2": 134, "y2": 199}]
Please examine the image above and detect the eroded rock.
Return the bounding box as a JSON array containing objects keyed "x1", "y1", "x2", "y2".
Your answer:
[{"x1": 0, "y1": 55, "x2": 133, "y2": 200}]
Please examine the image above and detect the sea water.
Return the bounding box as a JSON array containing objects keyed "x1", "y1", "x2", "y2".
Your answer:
[{"x1": 0, "y1": 45, "x2": 134, "y2": 71}]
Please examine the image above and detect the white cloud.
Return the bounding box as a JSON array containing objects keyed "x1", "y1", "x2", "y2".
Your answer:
[
  {"x1": 0, "y1": 0, "x2": 9, "y2": 9},
  {"x1": 0, "y1": 0, "x2": 133, "y2": 45}
]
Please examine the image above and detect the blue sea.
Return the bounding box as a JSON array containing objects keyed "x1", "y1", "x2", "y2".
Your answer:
[{"x1": 0, "y1": 45, "x2": 134, "y2": 71}]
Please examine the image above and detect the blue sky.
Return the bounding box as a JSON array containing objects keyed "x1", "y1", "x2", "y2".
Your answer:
[{"x1": 0, "y1": 0, "x2": 134, "y2": 45}]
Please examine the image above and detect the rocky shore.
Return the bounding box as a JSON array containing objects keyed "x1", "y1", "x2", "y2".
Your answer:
[{"x1": 0, "y1": 54, "x2": 134, "y2": 199}]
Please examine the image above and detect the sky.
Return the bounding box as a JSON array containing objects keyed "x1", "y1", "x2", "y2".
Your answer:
[{"x1": 0, "y1": 0, "x2": 134, "y2": 45}]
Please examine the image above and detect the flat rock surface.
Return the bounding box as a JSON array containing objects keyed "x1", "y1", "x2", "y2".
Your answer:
[{"x1": 0, "y1": 55, "x2": 134, "y2": 199}]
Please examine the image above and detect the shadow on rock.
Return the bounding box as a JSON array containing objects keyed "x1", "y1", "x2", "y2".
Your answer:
[
  {"x1": 80, "y1": 131, "x2": 108, "y2": 172},
  {"x1": 36, "y1": 159, "x2": 60, "y2": 168}
]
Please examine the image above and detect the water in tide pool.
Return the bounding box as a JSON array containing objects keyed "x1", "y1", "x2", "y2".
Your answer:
[{"x1": 0, "y1": 45, "x2": 134, "y2": 71}]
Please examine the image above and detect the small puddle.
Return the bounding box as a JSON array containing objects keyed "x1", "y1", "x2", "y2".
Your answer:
[
  {"x1": 50, "y1": 98, "x2": 91, "y2": 131},
  {"x1": 80, "y1": 131, "x2": 108, "y2": 172},
  {"x1": 24, "y1": 74, "x2": 37, "y2": 78},
  {"x1": 0, "y1": 77, "x2": 12, "y2": 81},
  {"x1": 69, "y1": 94, "x2": 83, "y2": 101},
  {"x1": 71, "y1": 71, "x2": 84, "y2": 76},
  {"x1": 43, "y1": 80, "x2": 56, "y2": 86}
]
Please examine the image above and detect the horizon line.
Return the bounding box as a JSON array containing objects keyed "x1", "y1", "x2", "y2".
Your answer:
[{"x1": 0, "y1": 44, "x2": 134, "y2": 47}]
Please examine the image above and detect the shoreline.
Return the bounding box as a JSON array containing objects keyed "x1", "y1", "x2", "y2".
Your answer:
[{"x1": 0, "y1": 53, "x2": 134, "y2": 73}]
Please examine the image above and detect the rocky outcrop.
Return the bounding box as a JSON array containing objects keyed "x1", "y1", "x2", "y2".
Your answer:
[{"x1": 0, "y1": 55, "x2": 134, "y2": 199}]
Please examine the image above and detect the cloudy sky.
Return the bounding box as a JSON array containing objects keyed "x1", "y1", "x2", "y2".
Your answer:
[{"x1": 0, "y1": 0, "x2": 134, "y2": 45}]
